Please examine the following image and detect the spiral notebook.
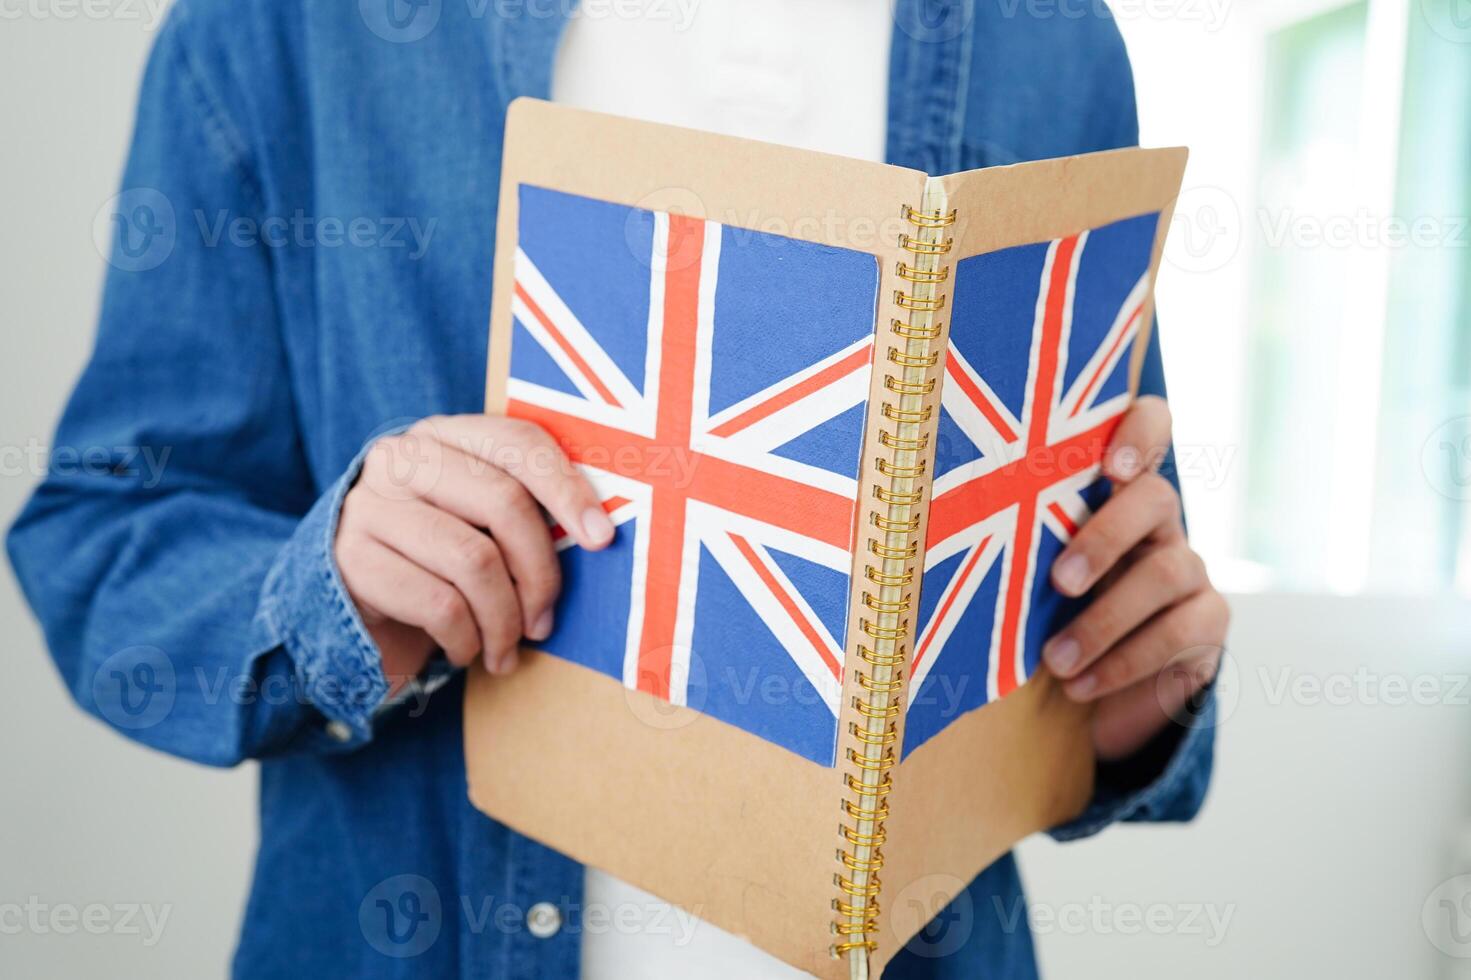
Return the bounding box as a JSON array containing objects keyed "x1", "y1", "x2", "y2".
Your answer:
[{"x1": 466, "y1": 98, "x2": 1186, "y2": 979}]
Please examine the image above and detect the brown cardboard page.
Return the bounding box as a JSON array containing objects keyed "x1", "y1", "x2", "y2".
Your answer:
[
  {"x1": 467, "y1": 98, "x2": 1188, "y2": 979},
  {"x1": 875, "y1": 673, "x2": 1094, "y2": 970},
  {"x1": 865, "y1": 147, "x2": 1189, "y2": 975},
  {"x1": 471, "y1": 98, "x2": 921, "y2": 980},
  {"x1": 467, "y1": 651, "x2": 852, "y2": 976}
]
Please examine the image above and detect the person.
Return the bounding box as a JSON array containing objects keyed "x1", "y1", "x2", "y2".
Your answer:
[{"x1": 8, "y1": 1, "x2": 1228, "y2": 977}]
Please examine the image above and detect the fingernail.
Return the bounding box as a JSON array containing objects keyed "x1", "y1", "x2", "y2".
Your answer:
[
  {"x1": 582, "y1": 506, "x2": 615, "y2": 547},
  {"x1": 528, "y1": 610, "x2": 553, "y2": 642},
  {"x1": 1045, "y1": 636, "x2": 1080, "y2": 675},
  {"x1": 1066, "y1": 673, "x2": 1097, "y2": 701},
  {"x1": 1053, "y1": 554, "x2": 1089, "y2": 596},
  {"x1": 489, "y1": 649, "x2": 519, "y2": 676},
  {"x1": 1112, "y1": 447, "x2": 1141, "y2": 480}
]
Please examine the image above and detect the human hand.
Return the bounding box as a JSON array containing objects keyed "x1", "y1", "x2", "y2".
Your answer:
[
  {"x1": 1042, "y1": 396, "x2": 1229, "y2": 761},
  {"x1": 335, "y1": 415, "x2": 613, "y2": 691}
]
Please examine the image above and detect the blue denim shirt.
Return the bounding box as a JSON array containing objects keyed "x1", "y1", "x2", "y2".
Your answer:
[{"x1": 8, "y1": 2, "x2": 1215, "y2": 976}]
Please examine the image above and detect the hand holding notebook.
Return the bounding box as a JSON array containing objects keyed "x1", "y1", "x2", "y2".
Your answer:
[{"x1": 465, "y1": 98, "x2": 1187, "y2": 979}]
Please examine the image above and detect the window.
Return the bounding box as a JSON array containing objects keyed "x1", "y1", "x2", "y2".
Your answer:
[{"x1": 1119, "y1": 0, "x2": 1469, "y2": 594}]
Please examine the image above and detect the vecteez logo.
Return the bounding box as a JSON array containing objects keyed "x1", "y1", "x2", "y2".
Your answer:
[
  {"x1": 360, "y1": 874, "x2": 443, "y2": 957},
  {"x1": 1420, "y1": 0, "x2": 1471, "y2": 44},
  {"x1": 1424, "y1": 874, "x2": 1471, "y2": 957},
  {"x1": 893, "y1": 0, "x2": 973, "y2": 43},
  {"x1": 91, "y1": 646, "x2": 176, "y2": 731},
  {"x1": 1164, "y1": 185, "x2": 1243, "y2": 275},
  {"x1": 1423, "y1": 416, "x2": 1471, "y2": 502},
  {"x1": 360, "y1": 0, "x2": 442, "y2": 42},
  {"x1": 93, "y1": 188, "x2": 176, "y2": 273},
  {"x1": 889, "y1": 873, "x2": 974, "y2": 958}
]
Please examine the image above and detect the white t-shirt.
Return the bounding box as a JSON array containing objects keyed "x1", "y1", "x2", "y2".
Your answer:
[{"x1": 548, "y1": 2, "x2": 893, "y2": 976}]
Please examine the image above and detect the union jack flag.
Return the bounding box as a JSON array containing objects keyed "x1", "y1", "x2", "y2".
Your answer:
[
  {"x1": 903, "y1": 212, "x2": 1161, "y2": 756},
  {"x1": 505, "y1": 186, "x2": 879, "y2": 766}
]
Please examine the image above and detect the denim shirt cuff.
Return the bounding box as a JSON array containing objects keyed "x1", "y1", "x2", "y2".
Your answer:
[
  {"x1": 256, "y1": 433, "x2": 406, "y2": 746},
  {"x1": 1049, "y1": 685, "x2": 1218, "y2": 841}
]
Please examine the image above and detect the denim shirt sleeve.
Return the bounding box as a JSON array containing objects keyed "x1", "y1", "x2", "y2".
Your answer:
[
  {"x1": 1048, "y1": 320, "x2": 1218, "y2": 839},
  {"x1": 5, "y1": 11, "x2": 389, "y2": 767}
]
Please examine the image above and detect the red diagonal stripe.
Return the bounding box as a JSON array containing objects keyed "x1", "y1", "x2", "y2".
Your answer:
[
  {"x1": 515, "y1": 281, "x2": 623, "y2": 408},
  {"x1": 1046, "y1": 501, "x2": 1079, "y2": 538},
  {"x1": 1068, "y1": 303, "x2": 1143, "y2": 419},
  {"x1": 945, "y1": 355, "x2": 1019, "y2": 443},
  {"x1": 910, "y1": 534, "x2": 992, "y2": 677},
  {"x1": 729, "y1": 533, "x2": 842, "y2": 680},
  {"x1": 926, "y1": 413, "x2": 1120, "y2": 545},
  {"x1": 708, "y1": 344, "x2": 873, "y2": 438}
]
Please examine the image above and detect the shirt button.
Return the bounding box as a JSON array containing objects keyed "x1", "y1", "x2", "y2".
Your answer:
[
  {"x1": 324, "y1": 720, "x2": 353, "y2": 743},
  {"x1": 526, "y1": 902, "x2": 562, "y2": 939}
]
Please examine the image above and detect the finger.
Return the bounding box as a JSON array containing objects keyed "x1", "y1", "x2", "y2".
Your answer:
[
  {"x1": 337, "y1": 532, "x2": 481, "y2": 667},
  {"x1": 1051, "y1": 472, "x2": 1182, "y2": 597},
  {"x1": 422, "y1": 415, "x2": 615, "y2": 552},
  {"x1": 380, "y1": 443, "x2": 562, "y2": 640},
  {"x1": 362, "y1": 432, "x2": 563, "y2": 628},
  {"x1": 1089, "y1": 638, "x2": 1224, "y2": 761},
  {"x1": 1059, "y1": 587, "x2": 1227, "y2": 701},
  {"x1": 1104, "y1": 394, "x2": 1171, "y2": 483},
  {"x1": 1045, "y1": 542, "x2": 1208, "y2": 681},
  {"x1": 355, "y1": 493, "x2": 525, "y2": 673}
]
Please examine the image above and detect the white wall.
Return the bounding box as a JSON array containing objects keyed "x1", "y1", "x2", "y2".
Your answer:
[
  {"x1": 0, "y1": 6, "x2": 260, "y2": 979},
  {"x1": 1020, "y1": 593, "x2": 1471, "y2": 979},
  {"x1": 1024, "y1": 8, "x2": 1471, "y2": 977},
  {"x1": 4, "y1": 3, "x2": 1470, "y2": 979}
]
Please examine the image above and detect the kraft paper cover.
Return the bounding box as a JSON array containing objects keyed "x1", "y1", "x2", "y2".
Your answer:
[{"x1": 467, "y1": 98, "x2": 1186, "y2": 978}]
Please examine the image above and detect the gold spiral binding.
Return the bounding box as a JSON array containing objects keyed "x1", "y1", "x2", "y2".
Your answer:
[
  {"x1": 843, "y1": 795, "x2": 891, "y2": 818},
  {"x1": 893, "y1": 291, "x2": 946, "y2": 313},
  {"x1": 832, "y1": 194, "x2": 955, "y2": 969},
  {"x1": 862, "y1": 591, "x2": 911, "y2": 614},
  {"x1": 848, "y1": 722, "x2": 898, "y2": 747},
  {"x1": 878, "y1": 430, "x2": 928, "y2": 452},
  {"x1": 901, "y1": 204, "x2": 958, "y2": 229},
  {"x1": 891, "y1": 317, "x2": 942, "y2": 341},
  {"x1": 888, "y1": 347, "x2": 939, "y2": 369},
  {"x1": 871, "y1": 511, "x2": 920, "y2": 534},
  {"x1": 859, "y1": 619, "x2": 907, "y2": 641},
  {"x1": 872, "y1": 484, "x2": 923, "y2": 506},
  {"x1": 884, "y1": 375, "x2": 935, "y2": 396},
  {"x1": 863, "y1": 563, "x2": 912, "y2": 588},
  {"x1": 855, "y1": 648, "x2": 908, "y2": 670},
  {"x1": 867, "y1": 539, "x2": 916, "y2": 562},
  {"x1": 881, "y1": 402, "x2": 930, "y2": 425},
  {"x1": 895, "y1": 261, "x2": 950, "y2": 284},
  {"x1": 855, "y1": 672, "x2": 904, "y2": 695},
  {"x1": 875, "y1": 457, "x2": 926, "y2": 479},
  {"x1": 899, "y1": 233, "x2": 952, "y2": 255}
]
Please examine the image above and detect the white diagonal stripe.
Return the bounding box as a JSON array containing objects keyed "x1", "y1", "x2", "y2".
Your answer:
[{"x1": 514, "y1": 246, "x2": 645, "y2": 412}]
